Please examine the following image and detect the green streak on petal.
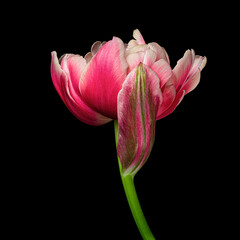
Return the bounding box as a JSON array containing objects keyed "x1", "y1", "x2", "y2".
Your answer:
[
  {"x1": 139, "y1": 64, "x2": 146, "y2": 141},
  {"x1": 131, "y1": 63, "x2": 147, "y2": 175}
]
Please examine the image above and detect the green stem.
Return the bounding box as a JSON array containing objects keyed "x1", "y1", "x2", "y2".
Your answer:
[{"x1": 114, "y1": 120, "x2": 155, "y2": 240}]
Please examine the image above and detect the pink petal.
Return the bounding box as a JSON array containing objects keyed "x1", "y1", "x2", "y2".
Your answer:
[
  {"x1": 179, "y1": 55, "x2": 207, "y2": 94},
  {"x1": 151, "y1": 59, "x2": 173, "y2": 88},
  {"x1": 156, "y1": 78, "x2": 176, "y2": 119},
  {"x1": 157, "y1": 90, "x2": 185, "y2": 120},
  {"x1": 117, "y1": 63, "x2": 162, "y2": 176},
  {"x1": 80, "y1": 37, "x2": 128, "y2": 119},
  {"x1": 188, "y1": 55, "x2": 207, "y2": 78},
  {"x1": 182, "y1": 71, "x2": 201, "y2": 94},
  {"x1": 173, "y1": 50, "x2": 194, "y2": 91},
  {"x1": 158, "y1": 53, "x2": 206, "y2": 119},
  {"x1": 61, "y1": 53, "x2": 86, "y2": 102},
  {"x1": 51, "y1": 51, "x2": 111, "y2": 126}
]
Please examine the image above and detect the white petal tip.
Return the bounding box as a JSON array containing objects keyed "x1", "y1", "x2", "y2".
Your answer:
[
  {"x1": 200, "y1": 56, "x2": 207, "y2": 70},
  {"x1": 133, "y1": 29, "x2": 145, "y2": 44}
]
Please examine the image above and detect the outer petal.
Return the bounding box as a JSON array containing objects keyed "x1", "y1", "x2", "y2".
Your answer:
[
  {"x1": 173, "y1": 49, "x2": 194, "y2": 91},
  {"x1": 80, "y1": 37, "x2": 128, "y2": 119},
  {"x1": 51, "y1": 51, "x2": 64, "y2": 99},
  {"x1": 188, "y1": 55, "x2": 207, "y2": 77},
  {"x1": 150, "y1": 59, "x2": 176, "y2": 119},
  {"x1": 61, "y1": 53, "x2": 87, "y2": 103},
  {"x1": 156, "y1": 77, "x2": 176, "y2": 119},
  {"x1": 183, "y1": 56, "x2": 207, "y2": 94},
  {"x1": 158, "y1": 54, "x2": 206, "y2": 119},
  {"x1": 158, "y1": 89, "x2": 185, "y2": 120},
  {"x1": 51, "y1": 51, "x2": 111, "y2": 126},
  {"x1": 183, "y1": 71, "x2": 201, "y2": 94},
  {"x1": 117, "y1": 63, "x2": 162, "y2": 176}
]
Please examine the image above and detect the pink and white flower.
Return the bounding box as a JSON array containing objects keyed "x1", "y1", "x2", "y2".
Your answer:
[{"x1": 51, "y1": 29, "x2": 206, "y2": 175}]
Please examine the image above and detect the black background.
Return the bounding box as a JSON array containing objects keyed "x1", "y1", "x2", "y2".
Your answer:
[{"x1": 7, "y1": 1, "x2": 236, "y2": 239}]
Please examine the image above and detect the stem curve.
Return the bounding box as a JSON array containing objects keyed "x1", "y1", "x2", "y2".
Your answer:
[{"x1": 114, "y1": 120, "x2": 155, "y2": 240}]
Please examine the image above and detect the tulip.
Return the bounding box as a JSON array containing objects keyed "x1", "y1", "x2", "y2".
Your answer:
[{"x1": 51, "y1": 29, "x2": 206, "y2": 240}]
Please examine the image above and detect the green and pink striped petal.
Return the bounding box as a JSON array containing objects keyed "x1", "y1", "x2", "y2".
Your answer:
[{"x1": 117, "y1": 63, "x2": 162, "y2": 176}]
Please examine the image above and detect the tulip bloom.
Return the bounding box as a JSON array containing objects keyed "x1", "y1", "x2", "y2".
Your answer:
[{"x1": 51, "y1": 29, "x2": 206, "y2": 240}]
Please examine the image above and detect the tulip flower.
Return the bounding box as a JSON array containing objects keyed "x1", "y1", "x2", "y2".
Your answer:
[{"x1": 51, "y1": 29, "x2": 206, "y2": 240}]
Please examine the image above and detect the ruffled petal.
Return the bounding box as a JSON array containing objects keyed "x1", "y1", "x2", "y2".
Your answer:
[
  {"x1": 143, "y1": 49, "x2": 157, "y2": 67},
  {"x1": 182, "y1": 56, "x2": 207, "y2": 94},
  {"x1": 84, "y1": 41, "x2": 106, "y2": 63},
  {"x1": 156, "y1": 78, "x2": 176, "y2": 119},
  {"x1": 151, "y1": 59, "x2": 173, "y2": 88},
  {"x1": 80, "y1": 37, "x2": 128, "y2": 119},
  {"x1": 60, "y1": 53, "x2": 86, "y2": 101},
  {"x1": 175, "y1": 54, "x2": 207, "y2": 94},
  {"x1": 188, "y1": 55, "x2": 207, "y2": 77},
  {"x1": 158, "y1": 89, "x2": 185, "y2": 120},
  {"x1": 173, "y1": 49, "x2": 194, "y2": 91},
  {"x1": 133, "y1": 29, "x2": 146, "y2": 44},
  {"x1": 159, "y1": 53, "x2": 206, "y2": 119},
  {"x1": 91, "y1": 41, "x2": 102, "y2": 56},
  {"x1": 126, "y1": 39, "x2": 138, "y2": 50},
  {"x1": 117, "y1": 63, "x2": 162, "y2": 176},
  {"x1": 148, "y1": 42, "x2": 170, "y2": 63},
  {"x1": 183, "y1": 71, "x2": 201, "y2": 94},
  {"x1": 51, "y1": 51, "x2": 111, "y2": 125}
]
